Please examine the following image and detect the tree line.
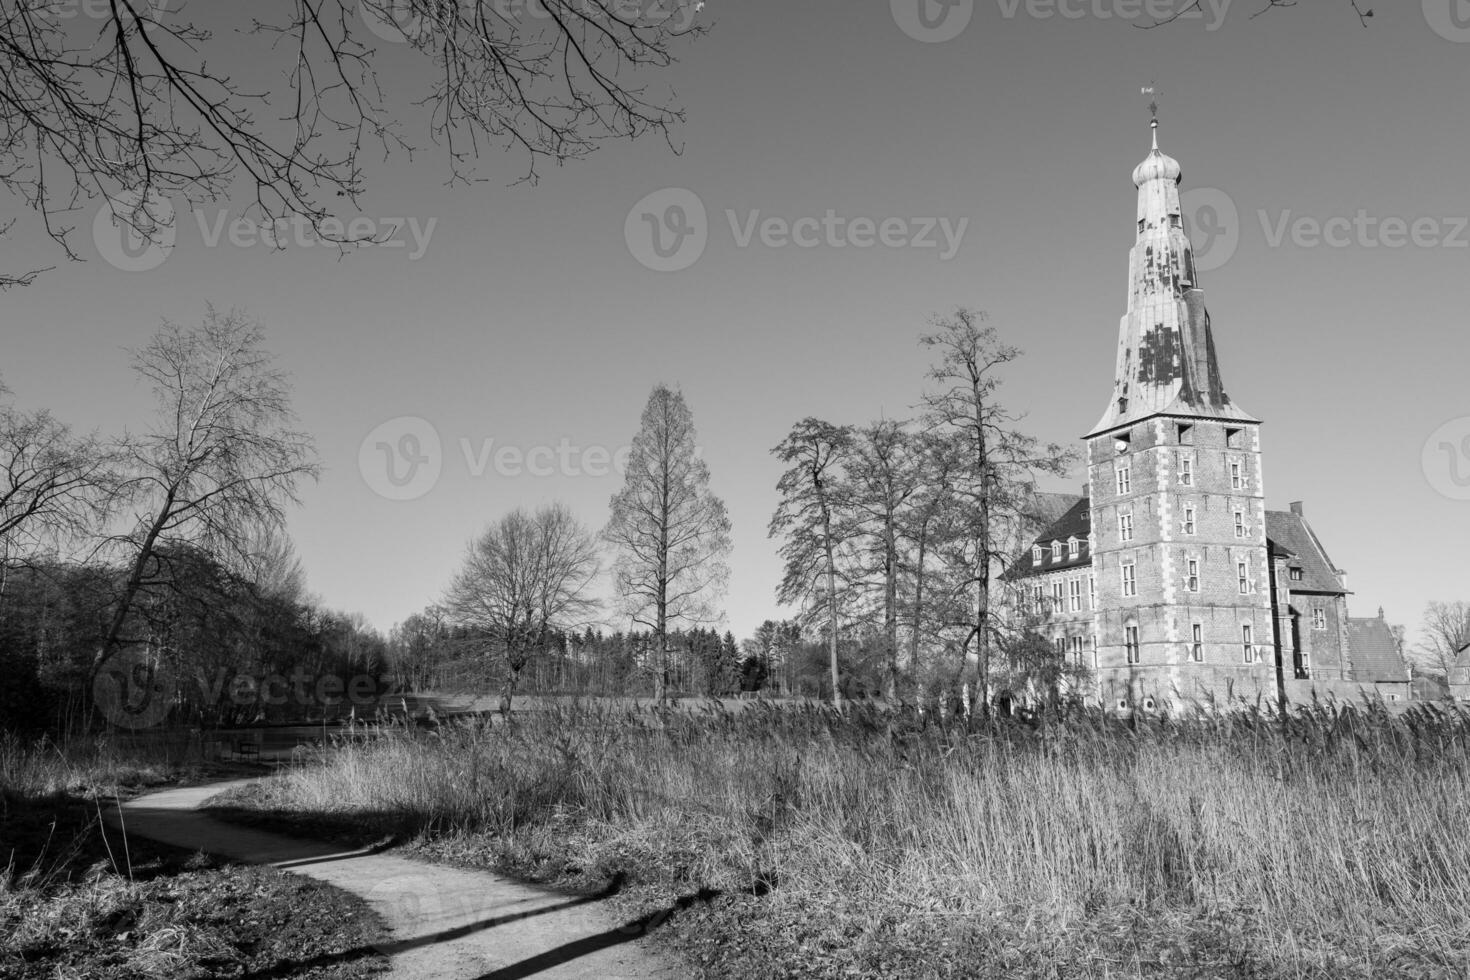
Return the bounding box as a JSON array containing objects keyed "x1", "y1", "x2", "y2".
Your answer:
[{"x1": 0, "y1": 308, "x2": 384, "y2": 734}]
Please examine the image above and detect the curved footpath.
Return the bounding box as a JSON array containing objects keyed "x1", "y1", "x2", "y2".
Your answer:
[{"x1": 106, "y1": 780, "x2": 687, "y2": 980}]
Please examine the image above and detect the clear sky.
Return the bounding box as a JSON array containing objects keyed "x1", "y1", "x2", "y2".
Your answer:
[{"x1": 5, "y1": 0, "x2": 1469, "y2": 647}]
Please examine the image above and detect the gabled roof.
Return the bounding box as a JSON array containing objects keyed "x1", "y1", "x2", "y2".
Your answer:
[
  {"x1": 1019, "y1": 492, "x2": 1084, "y2": 534},
  {"x1": 1266, "y1": 509, "x2": 1347, "y2": 595},
  {"x1": 1011, "y1": 496, "x2": 1092, "y2": 579},
  {"x1": 1347, "y1": 616, "x2": 1410, "y2": 684}
]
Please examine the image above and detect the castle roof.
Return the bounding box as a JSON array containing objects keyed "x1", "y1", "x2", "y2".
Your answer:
[
  {"x1": 1347, "y1": 616, "x2": 1411, "y2": 684},
  {"x1": 1011, "y1": 495, "x2": 1091, "y2": 579},
  {"x1": 1265, "y1": 508, "x2": 1348, "y2": 595}
]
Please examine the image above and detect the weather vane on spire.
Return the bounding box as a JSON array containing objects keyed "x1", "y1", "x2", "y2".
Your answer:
[{"x1": 1141, "y1": 83, "x2": 1162, "y2": 148}]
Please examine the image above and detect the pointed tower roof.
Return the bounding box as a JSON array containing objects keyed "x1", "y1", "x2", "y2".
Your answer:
[{"x1": 1088, "y1": 114, "x2": 1255, "y2": 437}]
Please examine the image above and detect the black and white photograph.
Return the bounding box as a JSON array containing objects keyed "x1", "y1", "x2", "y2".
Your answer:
[{"x1": 3, "y1": 0, "x2": 1470, "y2": 977}]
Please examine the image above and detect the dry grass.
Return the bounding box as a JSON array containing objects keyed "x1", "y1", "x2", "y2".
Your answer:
[{"x1": 216, "y1": 701, "x2": 1470, "y2": 978}]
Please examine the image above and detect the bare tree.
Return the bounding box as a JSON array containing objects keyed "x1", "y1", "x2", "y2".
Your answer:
[
  {"x1": 918, "y1": 309, "x2": 1074, "y2": 717},
  {"x1": 770, "y1": 418, "x2": 856, "y2": 709},
  {"x1": 0, "y1": 0, "x2": 705, "y2": 278},
  {"x1": 443, "y1": 502, "x2": 600, "y2": 714},
  {"x1": 1417, "y1": 601, "x2": 1470, "y2": 677},
  {"x1": 896, "y1": 430, "x2": 964, "y2": 689},
  {"x1": 0, "y1": 385, "x2": 110, "y2": 563},
  {"x1": 92, "y1": 308, "x2": 319, "y2": 681},
  {"x1": 846, "y1": 419, "x2": 922, "y2": 702},
  {"x1": 605, "y1": 384, "x2": 730, "y2": 705}
]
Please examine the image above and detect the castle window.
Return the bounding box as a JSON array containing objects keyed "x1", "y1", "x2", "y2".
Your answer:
[
  {"x1": 1089, "y1": 575, "x2": 1096, "y2": 608},
  {"x1": 1052, "y1": 540, "x2": 1064, "y2": 563},
  {"x1": 1138, "y1": 218, "x2": 1146, "y2": 234},
  {"x1": 1289, "y1": 567, "x2": 1304, "y2": 582},
  {"x1": 1091, "y1": 634, "x2": 1099, "y2": 669},
  {"x1": 1226, "y1": 427, "x2": 1244, "y2": 449},
  {"x1": 1115, "y1": 429, "x2": 1131, "y2": 453},
  {"x1": 1301, "y1": 644, "x2": 1311, "y2": 677},
  {"x1": 1168, "y1": 213, "x2": 1182, "y2": 229},
  {"x1": 1237, "y1": 561, "x2": 1250, "y2": 594},
  {"x1": 1230, "y1": 461, "x2": 1244, "y2": 491},
  {"x1": 1186, "y1": 559, "x2": 1200, "y2": 593},
  {"x1": 1068, "y1": 537, "x2": 1080, "y2": 559},
  {"x1": 1179, "y1": 455, "x2": 1194, "y2": 486},
  {"x1": 1032, "y1": 585, "x2": 1044, "y2": 615},
  {"x1": 1234, "y1": 510, "x2": 1246, "y2": 538},
  {"x1": 1125, "y1": 625, "x2": 1141, "y2": 664},
  {"x1": 1118, "y1": 511, "x2": 1134, "y2": 542},
  {"x1": 1116, "y1": 466, "x2": 1131, "y2": 495},
  {"x1": 1176, "y1": 423, "x2": 1193, "y2": 445},
  {"x1": 1143, "y1": 696, "x2": 1157, "y2": 711},
  {"x1": 1312, "y1": 608, "x2": 1327, "y2": 631},
  {"x1": 1191, "y1": 623, "x2": 1203, "y2": 662},
  {"x1": 1241, "y1": 624, "x2": 1255, "y2": 663},
  {"x1": 1121, "y1": 561, "x2": 1137, "y2": 597},
  {"x1": 1055, "y1": 636, "x2": 1066, "y2": 656},
  {"x1": 1183, "y1": 505, "x2": 1196, "y2": 536},
  {"x1": 1069, "y1": 578, "x2": 1082, "y2": 612},
  {"x1": 1118, "y1": 698, "x2": 1129, "y2": 711},
  {"x1": 1052, "y1": 581, "x2": 1064, "y2": 613},
  {"x1": 1070, "y1": 635, "x2": 1085, "y2": 665},
  {"x1": 1032, "y1": 546, "x2": 1042, "y2": 566}
]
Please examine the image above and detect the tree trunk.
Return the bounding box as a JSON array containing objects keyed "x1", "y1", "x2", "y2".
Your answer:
[
  {"x1": 824, "y1": 517, "x2": 841, "y2": 711},
  {"x1": 499, "y1": 658, "x2": 523, "y2": 716},
  {"x1": 884, "y1": 515, "x2": 898, "y2": 703}
]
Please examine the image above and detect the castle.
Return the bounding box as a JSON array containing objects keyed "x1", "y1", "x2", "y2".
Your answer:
[{"x1": 1010, "y1": 116, "x2": 1411, "y2": 711}]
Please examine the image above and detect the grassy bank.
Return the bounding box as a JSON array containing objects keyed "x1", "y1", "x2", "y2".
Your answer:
[
  {"x1": 211, "y1": 702, "x2": 1470, "y2": 978},
  {"x1": 1, "y1": 733, "x2": 388, "y2": 979}
]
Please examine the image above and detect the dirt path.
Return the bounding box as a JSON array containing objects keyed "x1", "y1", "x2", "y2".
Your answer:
[{"x1": 106, "y1": 780, "x2": 689, "y2": 980}]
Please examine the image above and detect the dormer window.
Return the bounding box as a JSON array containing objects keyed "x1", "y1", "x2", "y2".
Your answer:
[
  {"x1": 1176, "y1": 423, "x2": 1193, "y2": 445},
  {"x1": 1068, "y1": 537, "x2": 1079, "y2": 559},
  {"x1": 1032, "y1": 546, "x2": 1042, "y2": 566},
  {"x1": 1168, "y1": 213, "x2": 1182, "y2": 229},
  {"x1": 1052, "y1": 541, "x2": 1064, "y2": 563},
  {"x1": 1289, "y1": 567, "x2": 1304, "y2": 582},
  {"x1": 1226, "y1": 427, "x2": 1244, "y2": 449}
]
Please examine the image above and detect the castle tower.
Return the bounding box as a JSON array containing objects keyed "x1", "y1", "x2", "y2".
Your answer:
[{"x1": 1084, "y1": 112, "x2": 1276, "y2": 710}]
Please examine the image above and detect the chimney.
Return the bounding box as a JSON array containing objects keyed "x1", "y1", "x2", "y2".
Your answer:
[{"x1": 1289, "y1": 501, "x2": 1304, "y2": 517}]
